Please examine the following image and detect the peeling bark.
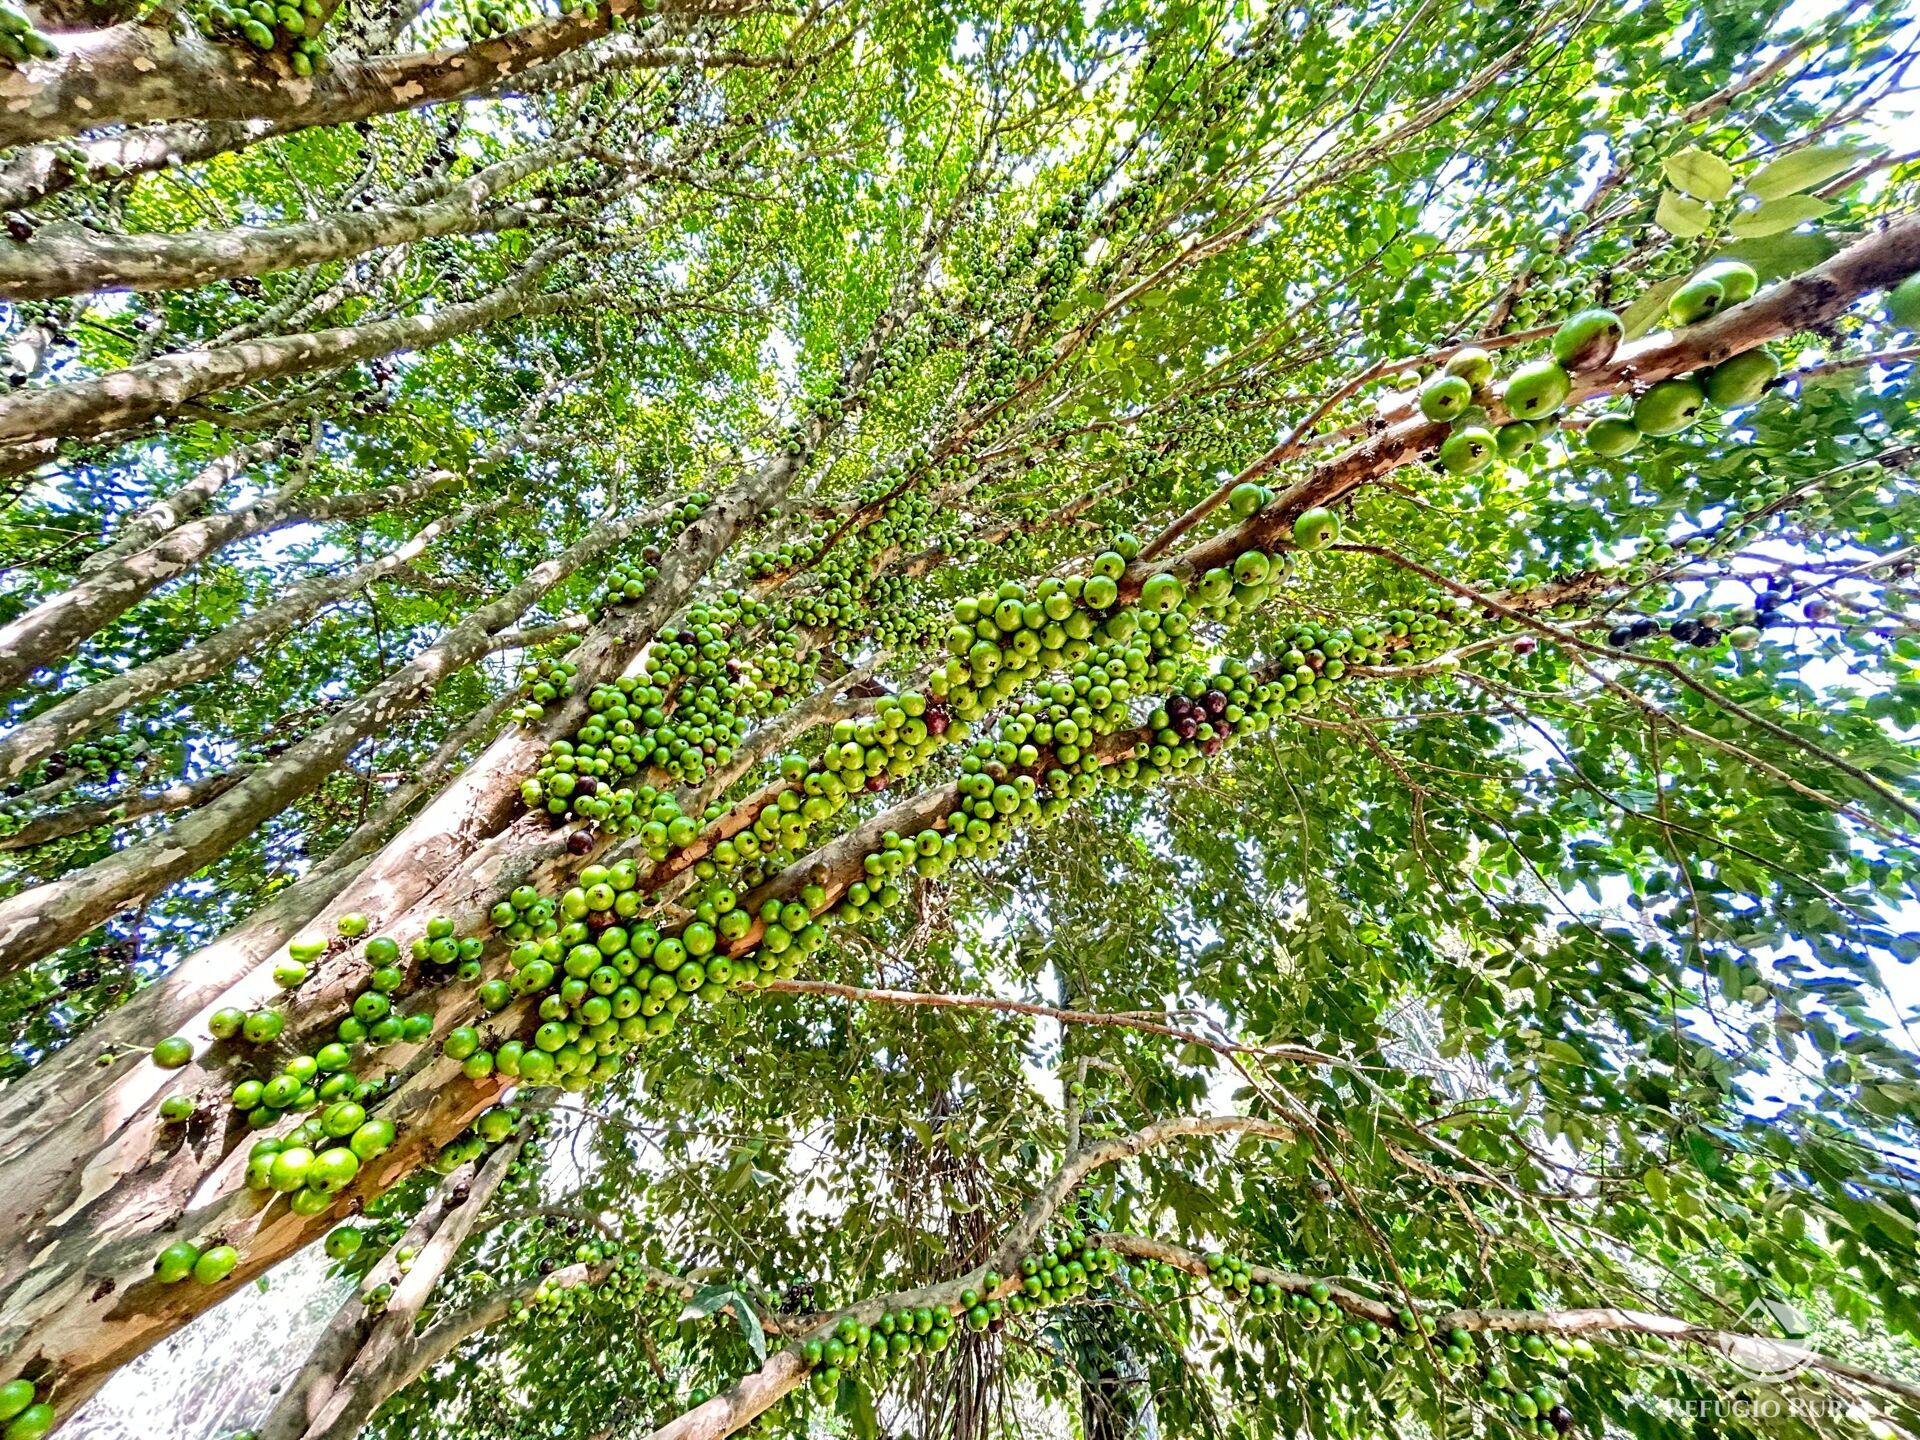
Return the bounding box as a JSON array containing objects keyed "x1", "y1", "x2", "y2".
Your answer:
[
  {"x1": 0, "y1": 498, "x2": 505, "y2": 783},
  {"x1": 0, "y1": 245, "x2": 582, "y2": 447},
  {"x1": 0, "y1": 144, "x2": 582, "y2": 298},
  {"x1": 0, "y1": 0, "x2": 753, "y2": 149},
  {"x1": 0, "y1": 503, "x2": 644, "y2": 977},
  {"x1": 0, "y1": 451, "x2": 453, "y2": 696}
]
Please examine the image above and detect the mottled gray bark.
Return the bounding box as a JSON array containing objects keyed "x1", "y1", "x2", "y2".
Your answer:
[
  {"x1": 0, "y1": 144, "x2": 580, "y2": 298},
  {"x1": 0, "y1": 503, "x2": 645, "y2": 976},
  {"x1": 0, "y1": 688, "x2": 512, "y2": 1233},
  {"x1": 0, "y1": 243, "x2": 577, "y2": 446},
  {"x1": 76, "y1": 445, "x2": 247, "y2": 575},
  {"x1": 0, "y1": 766, "x2": 250, "y2": 850},
  {"x1": 0, "y1": 0, "x2": 750, "y2": 148},
  {"x1": 0, "y1": 499, "x2": 503, "y2": 782},
  {"x1": 0, "y1": 453, "x2": 453, "y2": 696}
]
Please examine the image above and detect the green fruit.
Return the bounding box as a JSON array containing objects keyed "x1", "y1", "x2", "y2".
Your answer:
[
  {"x1": 1584, "y1": 416, "x2": 1642, "y2": 457},
  {"x1": 159, "y1": 1094, "x2": 196, "y2": 1122},
  {"x1": 325, "y1": 1226, "x2": 364, "y2": 1259},
  {"x1": 1887, "y1": 273, "x2": 1920, "y2": 332},
  {"x1": 1729, "y1": 624, "x2": 1761, "y2": 650},
  {"x1": 1442, "y1": 347, "x2": 1493, "y2": 386},
  {"x1": 1232, "y1": 550, "x2": 1270, "y2": 587},
  {"x1": 336, "y1": 912, "x2": 369, "y2": 938},
  {"x1": 272, "y1": 960, "x2": 309, "y2": 989},
  {"x1": 3, "y1": 1406, "x2": 53, "y2": 1440},
  {"x1": 0, "y1": 1383, "x2": 34, "y2": 1425},
  {"x1": 1502, "y1": 359, "x2": 1571, "y2": 420},
  {"x1": 288, "y1": 936, "x2": 326, "y2": 963},
  {"x1": 442, "y1": 1027, "x2": 480, "y2": 1061},
  {"x1": 242, "y1": 1009, "x2": 284, "y2": 1044},
  {"x1": 307, "y1": 1147, "x2": 361, "y2": 1193},
  {"x1": 1227, "y1": 482, "x2": 1265, "y2": 517},
  {"x1": 1090, "y1": 551, "x2": 1124, "y2": 580},
  {"x1": 269, "y1": 1147, "x2": 314, "y2": 1192},
  {"x1": 1667, "y1": 276, "x2": 1725, "y2": 326},
  {"x1": 1695, "y1": 260, "x2": 1757, "y2": 305},
  {"x1": 1082, "y1": 574, "x2": 1117, "y2": 609},
  {"x1": 1550, "y1": 308, "x2": 1623, "y2": 369},
  {"x1": 1139, "y1": 573, "x2": 1183, "y2": 612},
  {"x1": 208, "y1": 1006, "x2": 246, "y2": 1040},
  {"x1": 349, "y1": 1118, "x2": 396, "y2": 1159},
  {"x1": 1495, "y1": 421, "x2": 1538, "y2": 459},
  {"x1": 365, "y1": 936, "x2": 400, "y2": 965},
  {"x1": 1705, "y1": 348, "x2": 1779, "y2": 407},
  {"x1": 192, "y1": 1244, "x2": 239, "y2": 1284},
  {"x1": 1633, "y1": 377, "x2": 1708, "y2": 436},
  {"x1": 1419, "y1": 373, "x2": 1472, "y2": 421},
  {"x1": 154, "y1": 1241, "x2": 200, "y2": 1283},
  {"x1": 1292, "y1": 506, "x2": 1339, "y2": 550},
  {"x1": 152, "y1": 1036, "x2": 193, "y2": 1069},
  {"x1": 1438, "y1": 427, "x2": 1497, "y2": 475}
]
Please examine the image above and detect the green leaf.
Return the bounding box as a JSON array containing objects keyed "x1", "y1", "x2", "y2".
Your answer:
[
  {"x1": 1622, "y1": 275, "x2": 1686, "y2": 339},
  {"x1": 1655, "y1": 190, "x2": 1710, "y2": 238},
  {"x1": 679, "y1": 1283, "x2": 737, "y2": 1322},
  {"x1": 1747, "y1": 143, "x2": 1879, "y2": 200},
  {"x1": 733, "y1": 1295, "x2": 766, "y2": 1362},
  {"x1": 1730, "y1": 194, "x2": 1833, "y2": 237},
  {"x1": 1664, "y1": 147, "x2": 1734, "y2": 202}
]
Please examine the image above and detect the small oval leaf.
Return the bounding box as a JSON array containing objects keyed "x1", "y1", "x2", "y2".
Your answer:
[
  {"x1": 1664, "y1": 146, "x2": 1735, "y2": 202},
  {"x1": 1747, "y1": 142, "x2": 1881, "y2": 200},
  {"x1": 1730, "y1": 194, "x2": 1833, "y2": 238},
  {"x1": 1655, "y1": 189, "x2": 1710, "y2": 238}
]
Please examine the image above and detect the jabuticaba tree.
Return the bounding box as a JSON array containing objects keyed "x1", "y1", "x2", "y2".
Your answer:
[{"x1": 3, "y1": 0, "x2": 1920, "y2": 1438}]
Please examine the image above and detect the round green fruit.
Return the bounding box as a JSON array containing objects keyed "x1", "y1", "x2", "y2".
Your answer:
[
  {"x1": 151, "y1": 1036, "x2": 193, "y2": 1069},
  {"x1": 324, "y1": 1226, "x2": 364, "y2": 1260},
  {"x1": 1550, "y1": 308, "x2": 1623, "y2": 370},
  {"x1": 307, "y1": 1147, "x2": 360, "y2": 1193},
  {"x1": 1584, "y1": 416, "x2": 1642, "y2": 457},
  {"x1": 1226, "y1": 482, "x2": 1265, "y2": 517},
  {"x1": 1502, "y1": 359, "x2": 1571, "y2": 420},
  {"x1": 1292, "y1": 506, "x2": 1340, "y2": 550},
  {"x1": 0, "y1": 1382, "x2": 34, "y2": 1425},
  {"x1": 1887, "y1": 272, "x2": 1920, "y2": 332},
  {"x1": 336, "y1": 912, "x2": 369, "y2": 938},
  {"x1": 1419, "y1": 373, "x2": 1472, "y2": 421},
  {"x1": 192, "y1": 1244, "x2": 239, "y2": 1284},
  {"x1": 1695, "y1": 260, "x2": 1757, "y2": 305},
  {"x1": 207, "y1": 1007, "x2": 246, "y2": 1040},
  {"x1": 154, "y1": 1240, "x2": 201, "y2": 1283},
  {"x1": 1139, "y1": 573, "x2": 1183, "y2": 613},
  {"x1": 288, "y1": 936, "x2": 326, "y2": 964},
  {"x1": 3, "y1": 1406, "x2": 52, "y2": 1440},
  {"x1": 1633, "y1": 377, "x2": 1708, "y2": 436},
  {"x1": 271, "y1": 960, "x2": 309, "y2": 989},
  {"x1": 1495, "y1": 421, "x2": 1538, "y2": 459},
  {"x1": 1438, "y1": 427, "x2": 1497, "y2": 475},
  {"x1": 242, "y1": 1009, "x2": 284, "y2": 1044},
  {"x1": 1705, "y1": 348, "x2": 1779, "y2": 408},
  {"x1": 159, "y1": 1094, "x2": 196, "y2": 1123},
  {"x1": 1667, "y1": 276, "x2": 1724, "y2": 326},
  {"x1": 1442, "y1": 346, "x2": 1493, "y2": 386}
]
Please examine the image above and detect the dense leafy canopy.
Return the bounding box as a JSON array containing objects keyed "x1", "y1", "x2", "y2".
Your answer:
[{"x1": 1, "y1": 2, "x2": 1920, "y2": 1440}]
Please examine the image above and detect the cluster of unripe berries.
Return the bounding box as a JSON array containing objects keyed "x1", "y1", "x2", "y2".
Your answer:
[
  {"x1": 512, "y1": 649, "x2": 579, "y2": 725},
  {"x1": 0, "y1": 1378, "x2": 51, "y2": 1440},
  {"x1": 586, "y1": 494, "x2": 710, "y2": 619},
  {"x1": 0, "y1": 4, "x2": 54, "y2": 65},
  {"x1": 184, "y1": 0, "x2": 328, "y2": 71},
  {"x1": 800, "y1": 1303, "x2": 959, "y2": 1399}
]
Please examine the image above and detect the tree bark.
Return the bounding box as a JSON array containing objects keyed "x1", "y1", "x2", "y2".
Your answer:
[
  {"x1": 0, "y1": 441, "x2": 286, "y2": 693},
  {"x1": 0, "y1": 690, "x2": 512, "y2": 1262},
  {"x1": 0, "y1": 144, "x2": 581, "y2": 298},
  {"x1": 0, "y1": 449, "x2": 462, "y2": 696},
  {"x1": 0, "y1": 243, "x2": 579, "y2": 446},
  {"x1": 0, "y1": 502, "x2": 643, "y2": 976},
  {"x1": 76, "y1": 448, "x2": 246, "y2": 575},
  {"x1": 1122, "y1": 209, "x2": 1920, "y2": 601},
  {"x1": 0, "y1": 0, "x2": 748, "y2": 149},
  {"x1": 0, "y1": 497, "x2": 504, "y2": 783},
  {"x1": 261, "y1": 1133, "x2": 525, "y2": 1440},
  {"x1": 0, "y1": 766, "x2": 251, "y2": 851}
]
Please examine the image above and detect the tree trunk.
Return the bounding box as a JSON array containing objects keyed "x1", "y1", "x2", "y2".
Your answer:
[
  {"x1": 0, "y1": 691, "x2": 512, "y2": 1254},
  {"x1": 0, "y1": 0, "x2": 741, "y2": 148},
  {"x1": 261, "y1": 1132, "x2": 525, "y2": 1440},
  {"x1": 0, "y1": 442, "x2": 286, "y2": 693},
  {"x1": 0, "y1": 451, "x2": 462, "y2": 696},
  {"x1": 0, "y1": 245, "x2": 580, "y2": 447},
  {"x1": 0, "y1": 501, "x2": 643, "y2": 976},
  {"x1": 0, "y1": 497, "x2": 505, "y2": 783},
  {"x1": 0, "y1": 144, "x2": 578, "y2": 298}
]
